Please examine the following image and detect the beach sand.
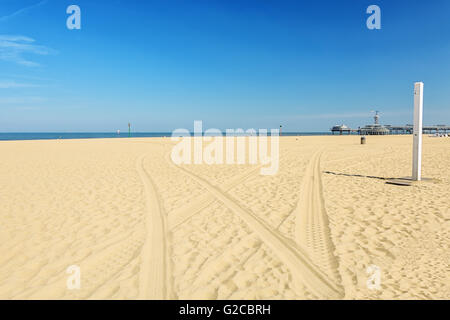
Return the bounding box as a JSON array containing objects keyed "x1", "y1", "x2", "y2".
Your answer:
[{"x1": 0, "y1": 135, "x2": 449, "y2": 299}]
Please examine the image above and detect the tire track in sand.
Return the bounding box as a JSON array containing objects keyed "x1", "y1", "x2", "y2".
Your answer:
[
  {"x1": 136, "y1": 154, "x2": 172, "y2": 299},
  {"x1": 168, "y1": 165, "x2": 262, "y2": 231},
  {"x1": 169, "y1": 159, "x2": 344, "y2": 299},
  {"x1": 293, "y1": 150, "x2": 342, "y2": 286}
]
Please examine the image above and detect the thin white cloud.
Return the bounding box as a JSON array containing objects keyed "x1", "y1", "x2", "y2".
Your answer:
[
  {"x1": 290, "y1": 112, "x2": 370, "y2": 120},
  {"x1": 0, "y1": 96, "x2": 46, "y2": 104},
  {"x1": 0, "y1": 1, "x2": 48, "y2": 23},
  {"x1": 14, "y1": 106, "x2": 41, "y2": 111},
  {"x1": 0, "y1": 35, "x2": 35, "y2": 42},
  {"x1": 0, "y1": 73, "x2": 53, "y2": 81},
  {"x1": 0, "y1": 80, "x2": 40, "y2": 88},
  {"x1": 265, "y1": 111, "x2": 412, "y2": 121},
  {"x1": 0, "y1": 35, "x2": 56, "y2": 67}
]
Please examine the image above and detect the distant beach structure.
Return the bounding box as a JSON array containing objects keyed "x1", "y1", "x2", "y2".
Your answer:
[
  {"x1": 359, "y1": 111, "x2": 390, "y2": 135},
  {"x1": 330, "y1": 110, "x2": 449, "y2": 135},
  {"x1": 330, "y1": 124, "x2": 352, "y2": 135}
]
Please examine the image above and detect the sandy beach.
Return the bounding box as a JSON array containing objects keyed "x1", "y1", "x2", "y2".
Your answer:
[{"x1": 0, "y1": 135, "x2": 449, "y2": 300}]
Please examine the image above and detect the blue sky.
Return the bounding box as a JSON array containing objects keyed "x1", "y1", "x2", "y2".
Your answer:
[{"x1": 0, "y1": 0, "x2": 449, "y2": 132}]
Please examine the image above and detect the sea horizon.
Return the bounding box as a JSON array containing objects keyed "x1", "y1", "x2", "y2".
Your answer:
[{"x1": 0, "y1": 131, "x2": 337, "y2": 141}]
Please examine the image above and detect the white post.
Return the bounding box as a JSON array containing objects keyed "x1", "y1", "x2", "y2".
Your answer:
[{"x1": 412, "y1": 82, "x2": 423, "y2": 181}]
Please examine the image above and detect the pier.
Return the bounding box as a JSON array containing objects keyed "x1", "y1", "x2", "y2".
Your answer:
[
  {"x1": 330, "y1": 125, "x2": 450, "y2": 135},
  {"x1": 386, "y1": 125, "x2": 450, "y2": 135},
  {"x1": 330, "y1": 111, "x2": 449, "y2": 135},
  {"x1": 330, "y1": 125, "x2": 352, "y2": 135}
]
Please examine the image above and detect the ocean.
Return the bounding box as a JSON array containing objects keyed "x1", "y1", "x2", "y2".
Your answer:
[{"x1": 0, "y1": 132, "x2": 333, "y2": 141}]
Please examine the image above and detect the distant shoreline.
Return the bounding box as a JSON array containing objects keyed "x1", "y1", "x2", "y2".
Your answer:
[{"x1": 0, "y1": 132, "x2": 335, "y2": 141}]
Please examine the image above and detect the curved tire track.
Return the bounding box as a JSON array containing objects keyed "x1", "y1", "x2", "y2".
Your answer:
[
  {"x1": 136, "y1": 154, "x2": 172, "y2": 299},
  {"x1": 168, "y1": 165, "x2": 262, "y2": 230},
  {"x1": 294, "y1": 150, "x2": 342, "y2": 287}
]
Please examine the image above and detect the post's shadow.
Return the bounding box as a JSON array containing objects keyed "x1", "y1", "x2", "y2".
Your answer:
[
  {"x1": 322, "y1": 171, "x2": 431, "y2": 186},
  {"x1": 323, "y1": 171, "x2": 394, "y2": 181}
]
